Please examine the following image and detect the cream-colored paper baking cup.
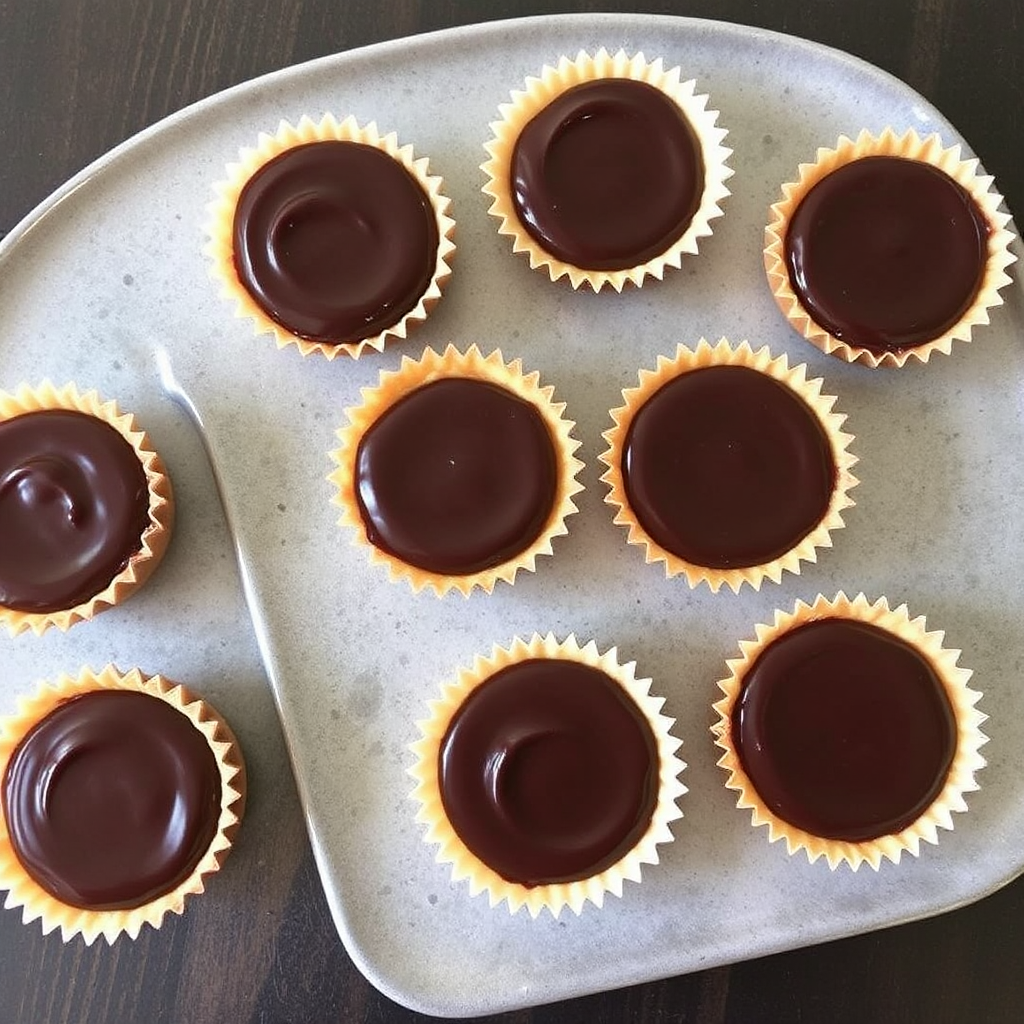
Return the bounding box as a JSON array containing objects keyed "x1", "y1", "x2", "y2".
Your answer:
[
  {"x1": 0, "y1": 666, "x2": 245, "y2": 943},
  {"x1": 481, "y1": 49, "x2": 732, "y2": 291},
  {"x1": 599, "y1": 339, "x2": 858, "y2": 593},
  {"x1": 328, "y1": 344, "x2": 584, "y2": 597},
  {"x1": 0, "y1": 382, "x2": 174, "y2": 637},
  {"x1": 204, "y1": 113, "x2": 456, "y2": 360},
  {"x1": 764, "y1": 128, "x2": 1017, "y2": 368},
  {"x1": 711, "y1": 593, "x2": 987, "y2": 870},
  {"x1": 409, "y1": 633, "x2": 686, "y2": 917}
]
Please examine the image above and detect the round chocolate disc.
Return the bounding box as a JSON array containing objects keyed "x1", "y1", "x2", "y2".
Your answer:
[
  {"x1": 621, "y1": 365, "x2": 835, "y2": 569},
  {"x1": 732, "y1": 618, "x2": 957, "y2": 842},
  {"x1": 0, "y1": 409, "x2": 150, "y2": 613},
  {"x1": 355, "y1": 377, "x2": 557, "y2": 576},
  {"x1": 511, "y1": 78, "x2": 705, "y2": 270},
  {"x1": 232, "y1": 140, "x2": 439, "y2": 344},
  {"x1": 2, "y1": 690, "x2": 222, "y2": 910},
  {"x1": 784, "y1": 155, "x2": 989, "y2": 354},
  {"x1": 438, "y1": 659, "x2": 658, "y2": 885}
]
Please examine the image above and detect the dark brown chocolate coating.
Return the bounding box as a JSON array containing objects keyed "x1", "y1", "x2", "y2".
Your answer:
[
  {"x1": 732, "y1": 618, "x2": 956, "y2": 842},
  {"x1": 785, "y1": 155, "x2": 989, "y2": 354},
  {"x1": 355, "y1": 378, "x2": 557, "y2": 576},
  {"x1": 511, "y1": 78, "x2": 704, "y2": 270},
  {"x1": 0, "y1": 410, "x2": 150, "y2": 613},
  {"x1": 232, "y1": 140, "x2": 439, "y2": 344},
  {"x1": 621, "y1": 365, "x2": 835, "y2": 569},
  {"x1": 2, "y1": 690, "x2": 222, "y2": 910},
  {"x1": 438, "y1": 659, "x2": 658, "y2": 886}
]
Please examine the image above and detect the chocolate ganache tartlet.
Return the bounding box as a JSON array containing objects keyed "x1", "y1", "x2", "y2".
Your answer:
[
  {"x1": 410, "y1": 634, "x2": 686, "y2": 916},
  {"x1": 205, "y1": 114, "x2": 455, "y2": 360},
  {"x1": 765, "y1": 128, "x2": 1016, "y2": 368},
  {"x1": 482, "y1": 49, "x2": 732, "y2": 291},
  {"x1": 329, "y1": 346, "x2": 583, "y2": 596},
  {"x1": 712, "y1": 593, "x2": 987, "y2": 870},
  {"x1": 0, "y1": 383, "x2": 174, "y2": 636},
  {"x1": 0, "y1": 667, "x2": 245, "y2": 942},
  {"x1": 600, "y1": 340, "x2": 858, "y2": 593}
]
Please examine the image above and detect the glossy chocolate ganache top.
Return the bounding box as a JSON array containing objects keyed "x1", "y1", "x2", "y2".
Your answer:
[
  {"x1": 438, "y1": 659, "x2": 658, "y2": 886},
  {"x1": 732, "y1": 618, "x2": 957, "y2": 842},
  {"x1": 355, "y1": 377, "x2": 557, "y2": 576},
  {"x1": 622, "y1": 365, "x2": 835, "y2": 569},
  {"x1": 2, "y1": 690, "x2": 222, "y2": 910},
  {"x1": 0, "y1": 410, "x2": 150, "y2": 613},
  {"x1": 511, "y1": 78, "x2": 705, "y2": 271},
  {"x1": 233, "y1": 141, "x2": 439, "y2": 344},
  {"x1": 785, "y1": 155, "x2": 989, "y2": 354}
]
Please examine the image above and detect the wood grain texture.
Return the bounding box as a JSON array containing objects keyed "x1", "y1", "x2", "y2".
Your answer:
[{"x1": 1, "y1": 1, "x2": 1022, "y2": 1021}]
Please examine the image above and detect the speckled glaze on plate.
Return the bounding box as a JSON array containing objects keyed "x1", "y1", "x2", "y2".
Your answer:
[{"x1": 0, "y1": 13, "x2": 1020, "y2": 1018}]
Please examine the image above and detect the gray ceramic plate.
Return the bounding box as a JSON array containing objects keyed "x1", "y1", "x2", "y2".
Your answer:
[{"x1": 1, "y1": 13, "x2": 1022, "y2": 1018}]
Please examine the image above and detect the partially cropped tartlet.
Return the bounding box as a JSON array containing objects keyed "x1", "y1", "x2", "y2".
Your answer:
[
  {"x1": 205, "y1": 113, "x2": 456, "y2": 360},
  {"x1": 328, "y1": 345, "x2": 583, "y2": 596},
  {"x1": 410, "y1": 633, "x2": 686, "y2": 917},
  {"x1": 0, "y1": 382, "x2": 174, "y2": 636},
  {"x1": 482, "y1": 49, "x2": 732, "y2": 291},
  {"x1": 712, "y1": 593, "x2": 987, "y2": 870},
  {"x1": 0, "y1": 666, "x2": 245, "y2": 943},
  {"x1": 765, "y1": 128, "x2": 1017, "y2": 368},
  {"x1": 600, "y1": 340, "x2": 857, "y2": 593}
]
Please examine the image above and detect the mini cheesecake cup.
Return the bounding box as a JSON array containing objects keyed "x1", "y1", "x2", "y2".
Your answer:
[
  {"x1": 0, "y1": 382, "x2": 174, "y2": 637},
  {"x1": 0, "y1": 666, "x2": 245, "y2": 943},
  {"x1": 600, "y1": 339, "x2": 858, "y2": 594},
  {"x1": 409, "y1": 633, "x2": 686, "y2": 917},
  {"x1": 765, "y1": 128, "x2": 1017, "y2": 368},
  {"x1": 204, "y1": 113, "x2": 456, "y2": 360},
  {"x1": 482, "y1": 49, "x2": 732, "y2": 292},
  {"x1": 711, "y1": 593, "x2": 987, "y2": 870},
  {"x1": 328, "y1": 345, "x2": 584, "y2": 597}
]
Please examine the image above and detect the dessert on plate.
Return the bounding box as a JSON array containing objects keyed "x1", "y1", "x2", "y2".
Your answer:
[
  {"x1": 764, "y1": 128, "x2": 1016, "y2": 368},
  {"x1": 482, "y1": 49, "x2": 732, "y2": 291},
  {"x1": 0, "y1": 382, "x2": 174, "y2": 636},
  {"x1": 0, "y1": 666, "x2": 245, "y2": 942},
  {"x1": 410, "y1": 633, "x2": 686, "y2": 916},
  {"x1": 205, "y1": 113, "x2": 456, "y2": 359},
  {"x1": 600, "y1": 339, "x2": 858, "y2": 593},
  {"x1": 328, "y1": 345, "x2": 584, "y2": 596},
  {"x1": 712, "y1": 593, "x2": 987, "y2": 869}
]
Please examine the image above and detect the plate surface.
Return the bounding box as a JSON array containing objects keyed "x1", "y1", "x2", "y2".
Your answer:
[{"x1": 1, "y1": 13, "x2": 1022, "y2": 1018}]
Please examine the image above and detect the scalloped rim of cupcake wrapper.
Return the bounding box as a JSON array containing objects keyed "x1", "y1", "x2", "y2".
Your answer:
[
  {"x1": 0, "y1": 665, "x2": 245, "y2": 944},
  {"x1": 408, "y1": 633, "x2": 687, "y2": 917},
  {"x1": 598, "y1": 338, "x2": 859, "y2": 594},
  {"x1": 203, "y1": 113, "x2": 457, "y2": 360},
  {"x1": 481, "y1": 48, "x2": 733, "y2": 292},
  {"x1": 0, "y1": 382, "x2": 175, "y2": 637},
  {"x1": 764, "y1": 127, "x2": 1018, "y2": 369},
  {"x1": 327, "y1": 344, "x2": 585, "y2": 597},
  {"x1": 710, "y1": 592, "x2": 988, "y2": 870}
]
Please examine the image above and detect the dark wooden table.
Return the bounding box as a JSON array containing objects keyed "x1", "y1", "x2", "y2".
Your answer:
[{"x1": 2, "y1": 2, "x2": 1022, "y2": 1021}]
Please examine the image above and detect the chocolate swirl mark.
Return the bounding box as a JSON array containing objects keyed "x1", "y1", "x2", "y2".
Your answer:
[
  {"x1": 511, "y1": 79, "x2": 704, "y2": 271},
  {"x1": 0, "y1": 410, "x2": 149, "y2": 612},
  {"x1": 2, "y1": 690, "x2": 222, "y2": 910},
  {"x1": 232, "y1": 141, "x2": 439, "y2": 344}
]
